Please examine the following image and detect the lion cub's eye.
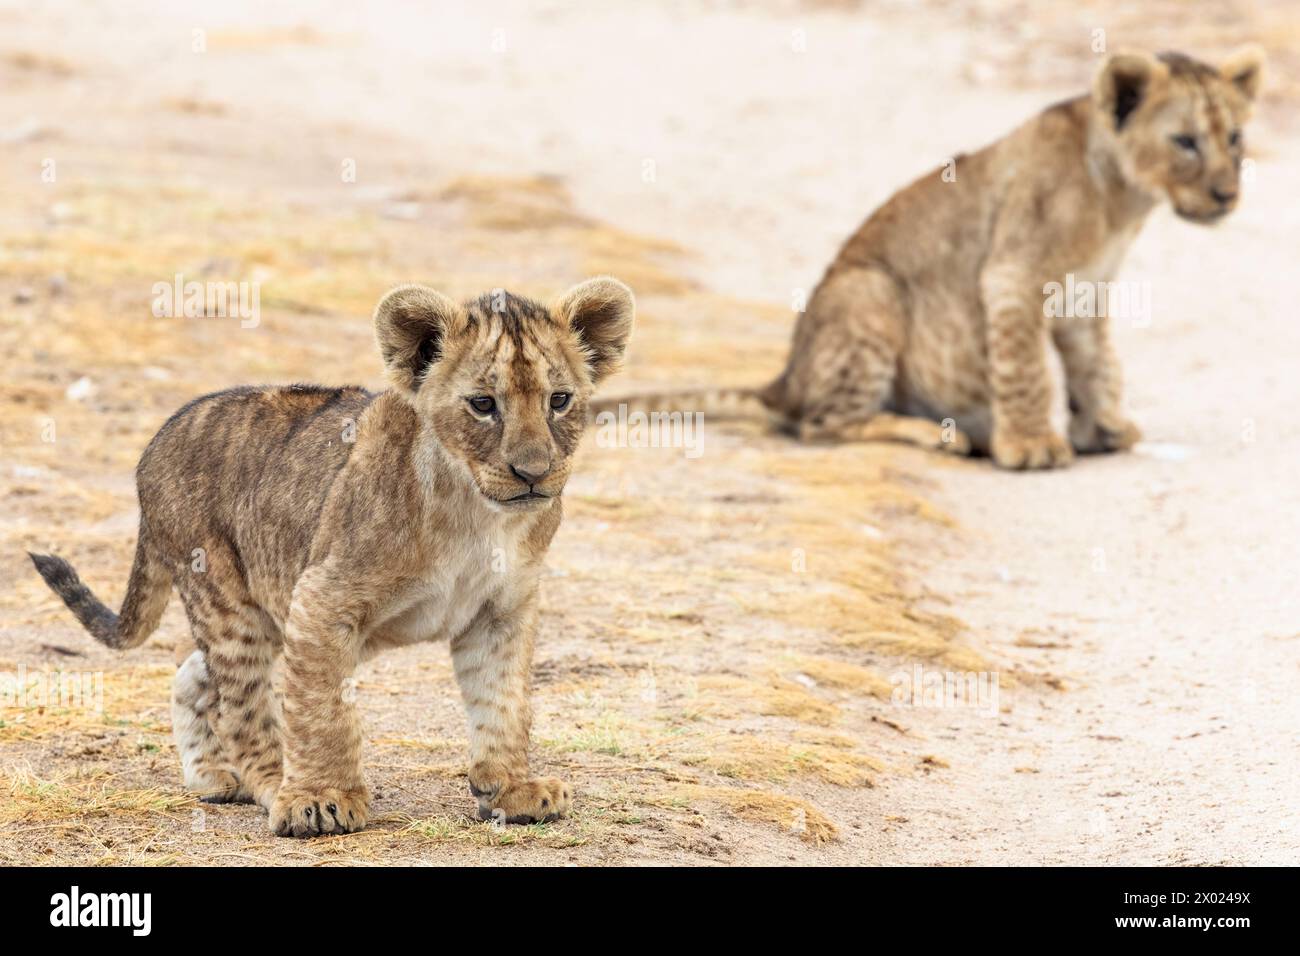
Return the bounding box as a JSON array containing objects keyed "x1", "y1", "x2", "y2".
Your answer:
[
  {"x1": 550, "y1": 392, "x2": 572, "y2": 411},
  {"x1": 1228, "y1": 129, "x2": 1242, "y2": 148},
  {"x1": 1171, "y1": 134, "x2": 1199, "y2": 153},
  {"x1": 468, "y1": 396, "x2": 496, "y2": 415}
]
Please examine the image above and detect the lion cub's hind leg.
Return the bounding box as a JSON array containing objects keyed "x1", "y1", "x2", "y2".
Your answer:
[
  {"x1": 791, "y1": 268, "x2": 971, "y2": 456},
  {"x1": 177, "y1": 553, "x2": 284, "y2": 811},
  {"x1": 171, "y1": 649, "x2": 248, "y2": 803}
]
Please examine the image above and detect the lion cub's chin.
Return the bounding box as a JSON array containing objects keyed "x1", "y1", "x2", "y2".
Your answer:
[
  {"x1": 1173, "y1": 205, "x2": 1232, "y2": 226},
  {"x1": 484, "y1": 492, "x2": 556, "y2": 515}
]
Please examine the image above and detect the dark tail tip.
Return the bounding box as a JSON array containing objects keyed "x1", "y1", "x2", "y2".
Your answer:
[
  {"x1": 29, "y1": 551, "x2": 76, "y2": 590},
  {"x1": 29, "y1": 551, "x2": 120, "y2": 646}
]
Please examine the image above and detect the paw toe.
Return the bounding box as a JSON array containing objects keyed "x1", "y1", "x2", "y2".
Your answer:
[
  {"x1": 270, "y1": 787, "x2": 368, "y2": 838},
  {"x1": 993, "y1": 432, "x2": 1073, "y2": 470}
]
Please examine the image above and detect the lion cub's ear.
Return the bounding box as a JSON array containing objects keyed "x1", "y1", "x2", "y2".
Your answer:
[
  {"x1": 1094, "y1": 50, "x2": 1168, "y2": 131},
  {"x1": 552, "y1": 277, "x2": 635, "y2": 385},
  {"x1": 1221, "y1": 45, "x2": 1265, "y2": 102},
  {"x1": 374, "y1": 284, "x2": 464, "y2": 397}
]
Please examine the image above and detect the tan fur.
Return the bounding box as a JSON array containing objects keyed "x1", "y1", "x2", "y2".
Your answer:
[
  {"x1": 31, "y1": 277, "x2": 634, "y2": 837},
  {"x1": 595, "y1": 47, "x2": 1264, "y2": 469}
]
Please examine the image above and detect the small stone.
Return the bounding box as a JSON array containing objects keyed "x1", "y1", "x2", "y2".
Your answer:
[
  {"x1": 1134, "y1": 442, "x2": 1192, "y2": 462},
  {"x1": 65, "y1": 376, "x2": 96, "y2": 401},
  {"x1": 381, "y1": 201, "x2": 422, "y2": 221}
]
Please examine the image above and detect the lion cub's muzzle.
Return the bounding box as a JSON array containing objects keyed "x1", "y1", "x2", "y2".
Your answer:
[
  {"x1": 493, "y1": 456, "x2": 562, "y2": 509},
  {"x1": 1174, "y1": 179, "x2": 1240, "y2": 224}
]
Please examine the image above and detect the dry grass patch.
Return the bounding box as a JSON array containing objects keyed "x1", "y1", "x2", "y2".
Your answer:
[
  {"x1": 694, "y1": 674, "x2": 839, "y2": 726},
  {"x1": 650, "y1": 784, "x2": 839, "y2": 844},
  {"x1": 2, "y1": 767, "x2": 191, "y2": 825},
  {"x1": 0, "y1": 664, "x2": 172, "y2": 744},
  {"x1": 440, "y1": 174, "x2": 590, "y2": 231},
  {"x1": 790, "y1": 655, "x2": 894, "y2": 698},
  {"x1": 670, "y1": 734, "x2": 881, "y2": 787},
  {"x1": 396, "y1": 813, "x2": 588, "y2": 849},
  {"x1": 2, "y1": 50, "x2": 76, "y2": 76}
]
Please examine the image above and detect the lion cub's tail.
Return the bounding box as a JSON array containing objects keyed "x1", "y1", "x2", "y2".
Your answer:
[
  {"x1": 589, "y1": 376, "x2": 787, "y2": 423},
  {"x1": 29, "y1": 525, "x2": 171, "y2": 651}
]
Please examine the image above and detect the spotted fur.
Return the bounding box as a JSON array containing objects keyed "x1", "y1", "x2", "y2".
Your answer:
[{"x1": 31, "y1": 277, "x2": 634, "y2": 836}]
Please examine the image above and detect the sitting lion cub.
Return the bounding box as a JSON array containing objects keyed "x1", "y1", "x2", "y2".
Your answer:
[
  {"x1": 31, "y1": 277, "x2": 634, "y2": 837},
  {"x1": 598, "y1": 47, "x2": 1264, "y2": 469},
  {"x1": 778, "y1": 47, "x2": 1266, "y2": 468}
]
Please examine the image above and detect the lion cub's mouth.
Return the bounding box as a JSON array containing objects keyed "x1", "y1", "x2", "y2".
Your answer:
[
  {"x1": 499, "y1": 491, "x2": 551, "y2": 507},
  {"x1": 1175, "y1": 206, "x2": 1231, "y2": 224}
]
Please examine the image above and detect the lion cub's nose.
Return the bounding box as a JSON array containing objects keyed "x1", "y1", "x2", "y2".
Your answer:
[
  {"x1": 510, "y1": 460, "x2": 551, "y2": 486},
  {"x1": 1210, "y1": 185, "x2": 1238, "y2": 206}
]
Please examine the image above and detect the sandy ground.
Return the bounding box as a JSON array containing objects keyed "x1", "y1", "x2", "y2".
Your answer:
[{"x1": 1, "y1": 1, "x2": 1297, "y2": 864}]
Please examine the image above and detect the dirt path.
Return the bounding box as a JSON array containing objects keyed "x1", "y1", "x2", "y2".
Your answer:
[{"x1": 893, "y1": 199, "x2": 1300, "y2": 864}]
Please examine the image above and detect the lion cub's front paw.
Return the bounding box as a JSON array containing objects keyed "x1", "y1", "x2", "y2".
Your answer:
[
  {"x1": 1070, "y1": 415, "x2": 1142, "y2": 454},
  {"x1": 270, "y1": 784, "x2": 369, "y2": 838},
  {"x1": 473, "y1": 776, "x2": 572, "y2": 825},
  {"x1": 991, "y1": 430, "x2": 1075, "y2": 470}
]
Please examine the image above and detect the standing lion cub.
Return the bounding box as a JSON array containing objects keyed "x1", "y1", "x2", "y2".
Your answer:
[
  {"x1": 31, "y1": 277, "x2": 634, "y2": 837},
  {"x1": 597, "y1": 47, "x2": 1264, "y2": 469}
]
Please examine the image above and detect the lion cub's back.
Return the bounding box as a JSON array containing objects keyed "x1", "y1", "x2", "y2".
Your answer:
[{"x1": 136, "y1": 384, "x2": 376, "y2": 567}]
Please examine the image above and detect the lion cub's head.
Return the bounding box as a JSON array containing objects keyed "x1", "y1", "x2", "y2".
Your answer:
[
  {"x1": 374, "y1": 278, "x2": 634, "y2": 512},
  {"x1": 1093, "y1": 46, "x2": 1265, "y2": 223}
]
